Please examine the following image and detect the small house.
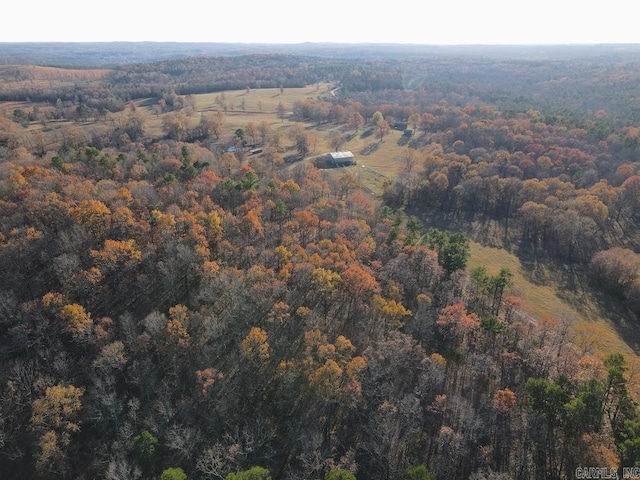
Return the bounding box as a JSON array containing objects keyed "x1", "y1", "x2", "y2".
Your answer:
[{"x1": 327, "y1": 151, "x2": 356, "y2": 167}]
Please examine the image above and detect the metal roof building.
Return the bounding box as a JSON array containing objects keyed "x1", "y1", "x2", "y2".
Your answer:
[{"x1": 327, "y1": 151, "x2": 356, "y2": 166}]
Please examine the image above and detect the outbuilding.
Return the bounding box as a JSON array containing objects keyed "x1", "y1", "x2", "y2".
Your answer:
[{"x1": 327, "y1": 151, "x2": 356, "y2": 167}]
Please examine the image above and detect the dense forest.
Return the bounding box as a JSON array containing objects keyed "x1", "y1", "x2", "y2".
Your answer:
[{"x1": 2, "y1": 43, "x2": 640, "y2": 480}]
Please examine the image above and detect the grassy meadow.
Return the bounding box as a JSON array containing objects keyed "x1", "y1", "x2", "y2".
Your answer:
[
  {"x1": 469, "y1": 242, "x2": 640, "y2": 395},
  {"x1": 137, "y1": 84, "x2": 410, "y2": 190},
  {"x1": 7, "y1": 82, "x2": 410, "y2": 189}
]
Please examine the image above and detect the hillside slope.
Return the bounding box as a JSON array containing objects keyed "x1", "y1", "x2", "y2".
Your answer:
[{"x1": 469, "y1": 242, "x2": 640, "y2": 395}]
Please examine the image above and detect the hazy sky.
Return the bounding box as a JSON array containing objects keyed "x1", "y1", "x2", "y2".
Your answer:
[{"x1": 3, "y1": 0, "x2": 639, "y2": 45}]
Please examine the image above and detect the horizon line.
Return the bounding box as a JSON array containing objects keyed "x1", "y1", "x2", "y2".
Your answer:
[{"x1": 1, "y1": 40, "x2": 640, "y2": 47}]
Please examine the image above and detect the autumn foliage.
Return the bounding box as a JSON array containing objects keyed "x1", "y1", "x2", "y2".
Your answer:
[{"x1": 3, "y1": 45, "x2": 640, "y2": 480}]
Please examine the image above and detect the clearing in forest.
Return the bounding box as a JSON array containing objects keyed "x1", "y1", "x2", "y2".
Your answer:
[{"x1": 469, "y1": 242, "x2": 640, "y2": 396}]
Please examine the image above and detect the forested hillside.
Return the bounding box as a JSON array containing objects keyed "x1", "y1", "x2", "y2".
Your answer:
[{"x1": 2, "y1": 44, "x2": 640, "y2": 480}]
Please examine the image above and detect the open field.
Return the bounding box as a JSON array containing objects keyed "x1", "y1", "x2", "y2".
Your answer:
[
  {"x1": 3, "y1": 81, "x2": 411, "y2": 188},
  {"x1": 137, "y1": 85, "x2": 339, "y2": 140},
  {"x1": 0, "y1": 65, "x2": 110, "y2": 88},
  {"x1": 136, "y1": 85, "x2": 411, "y2": 186},
  {"x1": 194, "y1": 83, "x2": 333, "y2": 115},
  {"x1": 469, "y1": 242, "x2": 640, "y2": 395}
]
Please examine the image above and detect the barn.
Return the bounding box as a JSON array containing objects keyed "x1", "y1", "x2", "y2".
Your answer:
[{"x1": 327, "y1": 151, "x2": 356, "y2": 167}]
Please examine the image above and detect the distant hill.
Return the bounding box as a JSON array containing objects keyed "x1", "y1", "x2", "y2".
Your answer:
[{"x1": 3, "y1": 41, "x2": 640, "y2": 67}]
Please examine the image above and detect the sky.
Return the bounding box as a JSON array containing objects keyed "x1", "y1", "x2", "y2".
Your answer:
[{"x1": 3, "y1": 0, "x2": 639, "y2": 45}]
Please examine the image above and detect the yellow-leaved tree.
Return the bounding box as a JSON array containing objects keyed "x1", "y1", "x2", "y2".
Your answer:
[
  {"x1": 30, "y1": 384, "x2": 84, "y2": 475},
  {"x1": 241, "y1": 327, "x2": 271, "y2": 364}
]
